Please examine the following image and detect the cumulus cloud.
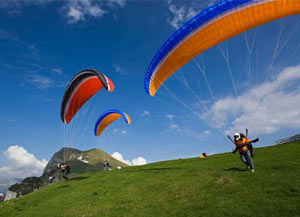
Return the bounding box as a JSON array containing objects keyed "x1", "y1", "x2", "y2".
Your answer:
[
  {"x1": 205, "y1": 65, "x2": 300, "y2": 135},
  {"x1": 63, "y1": 0, "x2": 106, "y2": 24},
  {"x1": 0, "y1": 0, "x2": 126, "y2": 24},
  {"x1": 4, "y1": 146, "x2": 47, "y2": 169},
  {"x1": 0, "y1": 145, "x2": 48, "y2": 193},
  {"x1": 67, "y1": 6, "x2": 83, "y2": 22},
  {"x1": 62, "y1": 0, "x2": 127, "y2": 24},
  {"x1": 111, "y1": 152, "x2": 147, "y2": 166},
  {"x1": 111, "y1": 152, "x2": 130, "y2": 165},
  {"x1": 167, "y1": 4, "x2": 195, "y2": 29},
  {"x1": 167, "y1": 1, "x2": 216, "y2": 29},
  {"x1": 132, "y1": 157, "x2": 147, "y2": 166}
]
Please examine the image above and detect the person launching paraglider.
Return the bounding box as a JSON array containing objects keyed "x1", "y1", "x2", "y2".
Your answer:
[
  {"x1": 48, "y1": 163, "x2": 71, "y2": 183},
  {"x1": 103, "y1": 160, "x2": 111, "y2": 171},
  {"x1": 56, "y1": 163, "x2": 71, "y2": 180},
  {"x1": 232, "y1": 133, "x2": 259, "y2": 172}
]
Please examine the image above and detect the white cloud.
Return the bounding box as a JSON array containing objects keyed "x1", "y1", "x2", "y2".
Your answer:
[
  {"x1": 167, "y1": 5, "x2": 194, "y2": 29},
  {"x1": 205, "y1": 65, "x2": 300, "y2": 135},
  {"x1": 141, "y1": 110, "x2": 150, "y2": 117},
  {"x1": 111, "y1": 152, "x2": 147, "y2": 166},
  {"x1": 0, "y1": 0, "x2": 126, "y2": 24},
  {"x1": 167, "y1": 5, "x2": 185, "y2": 29},
  {"x1": 52, "y1": 68, "x2": 62, "y2": 75},
  {"x1": 67, "y1": 6, "x2": 84, "y2": 23},
  {"x1": 111, "y1": 152, "x2": 130, "y2": 165},
  {"x1": 0, "y1": 29, "x2": 41, "y2": 71},
  {"x1": 169, "y1": 124, "x2": 180, "y2": 130},
  {"x1": 4, "y1": 145, "x2": 47, "y2": 169},
  {"x1": 108, "y1": 0, "x2": 126, "y2": 8},
  {"x1": 0, "y1": 145, "x2": 48, "y2": 193},
  {"x1": 64, "y1": 0, "x2": 106, "y2": 24},
  {"x1": 0, "y1": 0, "x2": 54, "y2": 14},
  {"x1": 114, "y1": 65, "x2": 123, "y2": 72},
  {"x1": 114, "y1": 65, "x2": 125, "y2": 75},
  {"x1": 111, "y1": 129, "x2": 127, "y2": 135},
  {"x1": 0, "y1": 177, "x2": 20, "y2": 194},
  {"x1": 132, "y1": 157, "x2": 147, "y2": 166},
  {"x1": 24, "y1": 72, "x2": 65, "y2": 89},
  {"x1": 63, "y1": 0, "x2": 126, "y2": 24},
  {"x1": 0, "y1": 30, "x2": 64, "y2": 91},
  {"x1": 25, "y1": 74, "x2": 54, "y2": 89},
  {"x1": 163, "y1": 124, "x2": 181, "y2": 133},
  {"x1": 167, "y1": 1, "x2": 216, "y2": 29},
  {"x1": 166, "y1": 114, "x2": 175, "y2": 121},
  {"x1": 88, "y1": 4, "x2": 104, "y2": 17},
  {"x1": 204, "y1": 130, "x2": 211, "y2": 135}
]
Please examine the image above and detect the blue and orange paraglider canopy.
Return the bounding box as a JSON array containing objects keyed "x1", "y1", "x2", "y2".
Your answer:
[
  {"x1": 144, "y1": 0, "x2": 300, "y2": 96},
  {"x1": 61, "y1": 69, "x2": 114, "y2": 124},
  {"x1": 94, "y1": 109, "x2": 131, "y2": 137}
]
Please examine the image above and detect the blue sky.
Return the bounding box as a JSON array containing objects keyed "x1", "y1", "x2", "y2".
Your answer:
[{"x1": 1, "y1": 0, "x2": 300, "y2": 193}]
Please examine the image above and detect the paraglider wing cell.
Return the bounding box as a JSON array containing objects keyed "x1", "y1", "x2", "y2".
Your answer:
[
  {"x1": 61, "y1": 69, "x2": 115, "y2": 124},
  {"x1": 144, "y1": 0, "x2": 300, "y2": 96},
  {"x1": 94, "y1": 109, "x2": 131, "y2": 137}
]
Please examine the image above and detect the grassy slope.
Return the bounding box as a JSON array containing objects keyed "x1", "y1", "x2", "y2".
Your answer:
[{"x1": 1, "y1": 141, "x2": 299, "y2": 217}]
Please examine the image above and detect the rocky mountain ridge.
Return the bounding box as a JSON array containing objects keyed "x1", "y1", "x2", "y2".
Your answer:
[{"x1": 3, "y1": 147, "x2": 128, "y2": 201}]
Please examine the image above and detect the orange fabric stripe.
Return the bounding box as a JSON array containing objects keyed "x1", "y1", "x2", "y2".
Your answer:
[
  {"x1": 150, "y1": 0, "x2": 300, "y2": 96},
  {"x1": 66, "y1": 77, "x2": 103, "y2": 123},
  {"x1": 96, "y1": 113, "x2": 122, "y2": 136}
]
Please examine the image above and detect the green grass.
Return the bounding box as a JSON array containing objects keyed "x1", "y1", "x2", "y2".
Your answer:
[{"x1": 1, "y1": 141, "x2": 300, "y2": 217}]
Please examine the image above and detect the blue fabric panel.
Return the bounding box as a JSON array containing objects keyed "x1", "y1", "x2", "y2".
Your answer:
[
  {"x1": 94, "y1": 109, "x2": 129, "y2": 136},
  {"x1": 144, "y1": 0, "x2": 254, "y2": 94}
]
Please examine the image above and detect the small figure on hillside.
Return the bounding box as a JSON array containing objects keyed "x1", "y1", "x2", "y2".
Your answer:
[
  {"x1": 0, "y1": 193, "x2": 4, "y2": 202},
  {"x1": 56, "y1": 163, "x2": 71, "y2": 180},
  {"x1": 48, "y1": 163, "x2": 71, "y2": 183},
  {"x1": 103, "y1": 160, "x2": 111, "y2": 171},
  {"x1": 232, "y1": 133, "x2": 259, "y2": 172},
  {"x1": 200, "y1": 152, "x2": 208, "y2": 159},
  {"x1": 49, "y1": 176, "x2": 55, "y2": 183}
]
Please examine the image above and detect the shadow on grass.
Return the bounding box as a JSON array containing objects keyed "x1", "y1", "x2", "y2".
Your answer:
[
  {"x1": 56, "y1": 185, "x2": 69, "y2": 189},
  {"x1": 70, "y1": 176, "x2": 89, "y2": 181},
  {"x1": 224, "y1": 167, "x2": 247, "y2": 172},
  {"x1": 125, "y1": 167, "x2": 181, "y2": 172}
]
